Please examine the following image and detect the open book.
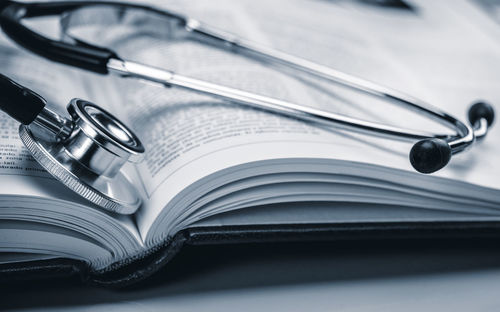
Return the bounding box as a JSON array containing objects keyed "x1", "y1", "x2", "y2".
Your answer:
[{"x1": 1, "y1": 0, "x2": 500, "y2": 283}]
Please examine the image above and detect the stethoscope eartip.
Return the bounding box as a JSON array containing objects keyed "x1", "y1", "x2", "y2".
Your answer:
[
  {"x1": 409, "y1": 138, "x2": 452, "y2": 174},
  {"x1": 468, "y1": 101, "x2": 495, "y2": 128}
]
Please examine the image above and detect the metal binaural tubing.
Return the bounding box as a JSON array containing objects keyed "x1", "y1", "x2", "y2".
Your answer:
[
  {"x1": 186, "y1": 21, "x2": 464, "y2": 133},
  {"x1": 185, "y1": 20, "x2": 480, "y2": 152},
  {"x1": 32, "y1": 106, "x2": 74, "y2": 141},
  {"x1": 188, "y1": 21, "x2": 482, "y2": 153},
  {"x1": 59, "y1": 8, "x2": 476, "y2": 155},
  {"x1": 448, "y1": 121, "x2": 474, "y2": 154},
  {"x1": 168, "y1": 74, "x2": 438, "y2": 140},
  {"x1": 107, "y1": 58, "x2": 454, "y2": 142},
  {"x1": 447, "y1": 118, "x2": 488, "y2": 154},
  {"x1": 473, "y1": 119, "x2": 488, "y2": 141}
]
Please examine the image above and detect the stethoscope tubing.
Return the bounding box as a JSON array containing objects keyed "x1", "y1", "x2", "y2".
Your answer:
[
  {"x1": 184, "y1": 20, "x2": 476, "y2": 150},
  {"x1": 108, "y1": 58, "x2": 452, "y2": 142},
  {"x1": 59, "y1": 3, "x2": 481, "y2": 156},
  {"x1": 105, "y1": 22, "x2": 476, "y2": 153},
  {"x1": 0, "y1": 0, "x2": 494, "y2": 175},
  {"x1": 0, "y1": 1, "x2": 470, "y2": 143}
]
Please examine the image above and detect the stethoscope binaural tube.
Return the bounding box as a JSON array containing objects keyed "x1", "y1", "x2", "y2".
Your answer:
[{"x1": 0, "y1": 1, "x2": 495, "y2": 175}]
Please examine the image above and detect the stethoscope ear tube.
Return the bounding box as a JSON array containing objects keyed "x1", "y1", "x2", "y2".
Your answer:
[
  {"x1": 108, "y1": 57, "x2": 495, "y2": 174},
  {"x1": 0, "y1": 2, "x2": 118, "y2": 74}
]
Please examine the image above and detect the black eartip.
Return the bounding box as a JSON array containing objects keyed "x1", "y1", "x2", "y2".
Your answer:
[
  {"x1": 468, "y1": 101, "x2": 495, "y2": 127},
  {"x1": 409, "y1": 138, "x2": 451, "y2": 174}
]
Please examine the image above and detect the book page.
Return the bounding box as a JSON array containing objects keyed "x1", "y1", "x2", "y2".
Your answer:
[
  {"x1": 84, "y1": 0, "x2": 500, "y2": 238},
  {"x1": 82, "y1": 1, "x2": 433, "y2": 236}
]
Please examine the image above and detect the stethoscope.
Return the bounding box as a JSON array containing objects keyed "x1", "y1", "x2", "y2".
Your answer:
[{"x1": 0, "y1": 1, "x2": 495, "y2": 214}]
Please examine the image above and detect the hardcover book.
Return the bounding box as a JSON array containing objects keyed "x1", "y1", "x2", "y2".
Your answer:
[{"x1": 1, "y1": 0, "x2": 500, "y2": 286}]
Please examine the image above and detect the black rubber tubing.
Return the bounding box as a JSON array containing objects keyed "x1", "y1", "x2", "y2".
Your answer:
[{"x1": 0, "y1": 73, "x2": 46, "y2": 125}]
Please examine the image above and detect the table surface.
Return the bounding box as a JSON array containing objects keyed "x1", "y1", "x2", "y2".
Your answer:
[{"x1": 3, "y1": 239, "x2": 500, "y2": 311}]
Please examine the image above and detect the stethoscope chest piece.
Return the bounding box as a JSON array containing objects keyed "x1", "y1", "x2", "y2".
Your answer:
[{"x1": 19, "y1": 99, "x2": 145, "y2": 214}]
